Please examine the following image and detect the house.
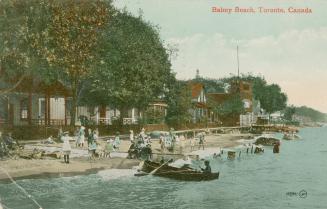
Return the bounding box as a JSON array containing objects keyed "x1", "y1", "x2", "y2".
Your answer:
[
  {"x1": 188, "y1": 82, "x2": 208, "y2": 123},
  {"x1": 0, "y1": 77, "x2": 167, "y2": 126},
  {"x1": 206, "y1": 93, "x2": 230, "y2": 123},
  {"x1": 207, "y1": 80, "x2": 256, "y2": 126},
  {"x1": 0, "y1": 78, "x2": 72, "y2": 126}
]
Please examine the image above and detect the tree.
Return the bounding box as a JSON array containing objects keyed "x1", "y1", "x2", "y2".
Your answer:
[
  {"x1": 294, "y1": 106, "x2": 326, "y2": 122},
  {"x1": 220, "y1": 73, "x2": 287, "y2": 117},
  {"x1": 88, "y1": 11, "x2": 172, "y2": 119},
  {"x1": 260, "y1": 84, "x2": 287, "y2": 116},
  {"x1": 165, "y1": 80, "x2": 193, "y2": 128},
  {"x1": 192, "y1": 77, "x2": 225, "y2": 93},
  {"x1": 220, "y1": 73, "x2": 268, "y2": 101},
  {"x1": 31, "y1": 0, "x2": 111, "y2": 126},
  {"x1": 283, "y1": 105, "x2": 296, "y2": 121},
  {"x1": 214, "y1": 94, "x2": 245, "y2": 117},
  {"x1": 0, "y1": 0, "x2": 50, "y2": 95}
]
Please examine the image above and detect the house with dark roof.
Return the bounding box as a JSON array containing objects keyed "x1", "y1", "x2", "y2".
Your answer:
[
  {"x1": 206, "y1": 80, "x2": 256, "y2": 126},
  {"x1": 188, "y1": 82, "x2": 208, "y2": 123}
]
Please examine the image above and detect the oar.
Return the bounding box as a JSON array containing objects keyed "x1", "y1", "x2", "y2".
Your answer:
[
  {"x1": 150, "y1": 159, "x2": 172, "y2": 175},
  {"x1": 135, "y1": 159, "x2": 173, "y2": 177}
]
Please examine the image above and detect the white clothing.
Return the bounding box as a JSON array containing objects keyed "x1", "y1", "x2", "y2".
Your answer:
[{"x1": 62, "y1": 136, "x2": 72, "y2": 152}]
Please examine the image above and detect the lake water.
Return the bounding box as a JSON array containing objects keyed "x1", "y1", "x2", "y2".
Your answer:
[{"x1": 1, "y1": 127, "x2": 327, "y2": 209}]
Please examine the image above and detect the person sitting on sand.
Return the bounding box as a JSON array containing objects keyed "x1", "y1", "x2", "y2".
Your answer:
[
  {"x1": 127, "y1": 141, "x2": 137, "y2": 159},
  {"x1": 62, "y1": 132, "x2": 71, "y2": 164}
]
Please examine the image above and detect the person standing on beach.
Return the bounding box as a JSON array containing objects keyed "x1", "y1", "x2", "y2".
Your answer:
[
  {"x1": 87, "y1": 128, "x2": 93, "y2": 147},
  {"x1": 169, "y1": 128, "x2": 176, "y2": 151},
  {"x1": 113, "y1": 132, "x2": 121, "y2": 151},
  {"x1": 74, "y1": 127, "x2": 79, "y2": 147},
  {"x1": 129, "y1": 130, "x2": 134, "y2": 143},
  {"x1": 78, "y1": 126, "x2": 85, "y2": 147},
  {"x1": 88, "y1": 132, "x2": 97, "y2": 160},
  {"x1": 159, "y1": 134, "x2": 166, "y2": 153},
  {"x1": 198, "y1": 132, "x2": 205, "y2": 150},
  {"x1": 62, "y1": 132, "x2": 71, "y2": 164},
  {"x1": 105, "y1": 140, "x2": 114, "y2": 158},
  {"x1": 190, "y1": 137, "x2": 195, "y2": 151}
]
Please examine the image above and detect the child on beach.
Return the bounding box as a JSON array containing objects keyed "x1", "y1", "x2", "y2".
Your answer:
[
  {"x1": 62, "y1": 132, "x2": 71, "y2": 164},
  {"x1": 88, "y1": 131, "x2": 97, "y2": 160},
  {"x1": 129, "y1": 130, "x2": 134, "y2": 143},
  {"x1": 104, "y1": 140, "x2": 114, "y2": 158},
  {"x1": 113, "y1": 132, "x2": 120, "y2": 151},
  {"x1": 76, "y1": 126, "x2": 85, "y2": 148},
  {"x1": 159, "y1": 134, "x2": 166, "y2": 153},
  {"x1": 198, "y1": 132, "x2": 205, "y2": 150},
  {"x1": 190, "y1": 137, "x2": 195, "y2": 151}
]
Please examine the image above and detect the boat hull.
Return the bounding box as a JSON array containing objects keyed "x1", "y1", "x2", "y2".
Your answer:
[{"x1": 140, "y1": 161, "x2": 219, "y2": 181}]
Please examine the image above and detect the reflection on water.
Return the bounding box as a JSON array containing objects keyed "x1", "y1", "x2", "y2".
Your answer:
[{"x1": 1, "y1": 127, "x2": 327, "y2": 209}]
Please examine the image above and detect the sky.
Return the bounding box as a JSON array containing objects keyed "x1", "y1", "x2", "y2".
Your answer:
[{"x1": 113, "y1": 0, "x2": 327, "y2": 113}]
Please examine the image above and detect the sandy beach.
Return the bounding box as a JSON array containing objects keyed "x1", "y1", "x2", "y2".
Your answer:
[{"x1": 0, "y1": 133, "x2": 255, "y2": 182}]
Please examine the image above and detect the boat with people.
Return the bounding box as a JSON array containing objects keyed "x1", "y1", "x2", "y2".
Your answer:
[{"x1": 135, "y1": 160, "x2": 219, "y2": 181}]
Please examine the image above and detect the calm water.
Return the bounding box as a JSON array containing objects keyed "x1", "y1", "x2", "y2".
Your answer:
[{"x1": 1, "y1": 127, "x2": 327, "y2": 209}]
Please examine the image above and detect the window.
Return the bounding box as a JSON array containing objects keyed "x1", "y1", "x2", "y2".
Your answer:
[{"x1": 20, "y1": 98, "x2": 29, "y2": 120}]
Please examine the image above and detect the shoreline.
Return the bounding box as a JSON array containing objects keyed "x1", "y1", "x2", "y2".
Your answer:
[{"x1": 0, "y1": 133, "x2": 254, "y2": 182}]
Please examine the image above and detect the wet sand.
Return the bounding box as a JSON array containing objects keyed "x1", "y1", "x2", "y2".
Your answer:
[{"x1": 0, "y1": 133, "x2": 255, "y2": 182}]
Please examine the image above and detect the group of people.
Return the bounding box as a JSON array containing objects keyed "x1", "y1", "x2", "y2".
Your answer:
[
  {"x1": 159, "y1": 130, "x2": 206, "y2": 153},
  {"x1": 0, "y1": 132, "x2": 18, "y2": 158},
  {"x1": 60, "y1": 126, "x2": 100, "y2": 163},
  {"x1": 127, "y1": 128, "x2": 153, "y2": 160}
]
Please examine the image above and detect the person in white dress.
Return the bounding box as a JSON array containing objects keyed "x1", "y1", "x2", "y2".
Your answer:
[
  {"x1": 62, "y1": 132, "x2": 72, "y2": 164},
  {"x1": 78, "y1": 126, "x2": 85, "y2": 147},
  {"x1": 129, "y1": 130, "x2": 134, "y2": 143}
]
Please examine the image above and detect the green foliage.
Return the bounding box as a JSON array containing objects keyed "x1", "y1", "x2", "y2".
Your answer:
[
  {"x1": 0, "y1": 0, "x2": 113, "y2": 126},
  {"x1": 283, "y1": 105, "x2": 296, "y2": 121},
  {"x1": 88, "y1": 11, "x2": 172, "y2": 114},
  {"x1": 192, "y1": 77, "x2": 225, "y2": 93},
  {"x1": 221, "y1": 73, "x2": 287, "y2": 114},
  {"x1": 0, "y1": 0, "x2": 50, "y2": 89},
  {"x1": 165, "y1": 80, "x2": 193, "y2": 128},
  {"x1": 294, "y1": 106, "x2": 326, "y2": 122},
  {"x1": 143, "y1": 108, "x2": 165, "y2": 124},
  {"x1": 260, "y1": 84, "x2": 287, "y2": 114},
  {"x1": 214, "y1": 94, "x2": 245, "y2": 117}
]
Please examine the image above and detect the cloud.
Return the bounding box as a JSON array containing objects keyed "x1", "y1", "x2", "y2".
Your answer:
[{"x1": 167, "y1": 27, "x2": 327, "y2": 112}]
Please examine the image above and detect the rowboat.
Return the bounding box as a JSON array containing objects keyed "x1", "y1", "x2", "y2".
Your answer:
[{"x1": 135, "y1": 160, "x2": 219, "y2": 181}]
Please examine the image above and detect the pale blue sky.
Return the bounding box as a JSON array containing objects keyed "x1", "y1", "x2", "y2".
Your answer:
[{"x1": 114, "y1": 0, "x2": 327, "y2": 113}]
